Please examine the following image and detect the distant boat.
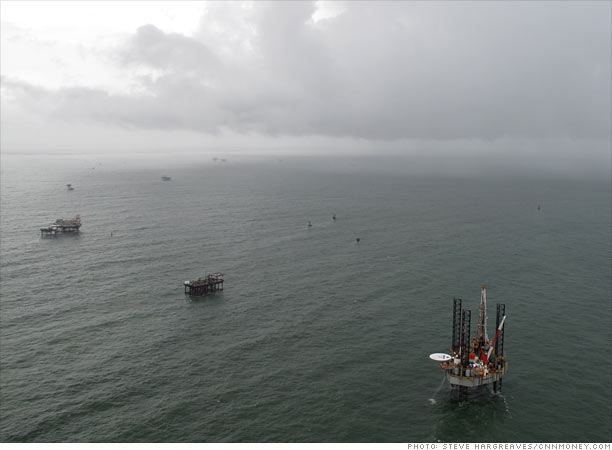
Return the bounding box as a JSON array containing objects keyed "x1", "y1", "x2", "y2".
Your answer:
[
  {"x1": 66, "y1": 184, "x2": 74, "y2": 191},
  {"x1": 161, "y1": 176, "x2": 172, "y2": 181}
]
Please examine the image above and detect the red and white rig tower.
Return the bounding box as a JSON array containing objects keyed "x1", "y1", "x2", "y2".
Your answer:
[{"x1": 429, "y1": 286, "x2": 508, "y2": 394}]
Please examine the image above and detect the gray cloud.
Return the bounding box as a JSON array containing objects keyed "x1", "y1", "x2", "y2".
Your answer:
[
  {"x1": 2, "y1": 1, "x2": 610, "y2": 143},
  {"x1": 121, "y1": 24, "x2": 222, "y2": 76}
]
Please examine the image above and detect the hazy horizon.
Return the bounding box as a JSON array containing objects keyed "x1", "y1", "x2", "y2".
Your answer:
[{"x1": 1, "y1": 1, "x2": 610, "y2": 177}]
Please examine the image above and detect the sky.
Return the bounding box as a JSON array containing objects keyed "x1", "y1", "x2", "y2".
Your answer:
[{"x1": 0, "y1": 1, "x2": 610, "y2": 172}]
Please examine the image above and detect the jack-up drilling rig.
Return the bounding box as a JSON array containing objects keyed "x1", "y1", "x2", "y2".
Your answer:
[{"x1": 429, "y1": 286, "x2": 507, "y2": 394}]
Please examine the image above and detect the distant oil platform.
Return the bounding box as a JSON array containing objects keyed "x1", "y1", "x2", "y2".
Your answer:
[
  {"x1": 430, "y1": 286, "x2": 507, "y2": 397},
  {"x1": 40, "y1": 215, "x2": 81, "y2": 236},
  {"x1": 184, "y1": 273, "x2": 224, "y2": 296}
]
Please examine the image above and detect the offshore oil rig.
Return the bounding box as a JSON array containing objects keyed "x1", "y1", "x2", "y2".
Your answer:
[
  {"x1": 430, "y1": 286, "x2": 507, "y2": 395},
  {"x1": 40, "y1": 215, "x2": 81, "y2": 236},
  {"x1": 184, "y1": 273, "x2": 224, "y2": 296}
]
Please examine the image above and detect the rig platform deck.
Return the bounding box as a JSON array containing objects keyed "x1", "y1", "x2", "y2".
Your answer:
[{"x1": 40, "y1": 216, "x2": 81, "y2": 236}]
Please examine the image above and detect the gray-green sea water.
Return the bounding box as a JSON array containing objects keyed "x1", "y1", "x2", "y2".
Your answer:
[{"x1": 1, "y1": 153, "x2": 610, "y2": 442}]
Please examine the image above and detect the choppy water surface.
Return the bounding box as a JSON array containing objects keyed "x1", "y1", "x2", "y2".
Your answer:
[{"x1": 1, "y1": 153, "x2": 610, "y2": 442}]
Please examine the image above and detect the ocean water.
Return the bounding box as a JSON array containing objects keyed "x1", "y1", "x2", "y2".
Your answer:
[{"x1": 1, "y1": 153, "x2": 610, "y2": 442}]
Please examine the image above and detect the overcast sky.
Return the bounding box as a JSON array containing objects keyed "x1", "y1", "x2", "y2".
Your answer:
[{"x1": 1, "y1": 1, "x2": 610, "y2": 166}]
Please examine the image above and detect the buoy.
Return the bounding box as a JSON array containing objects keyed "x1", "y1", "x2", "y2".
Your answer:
[{"x1": 356, "y1": 237, "x2": 360, "y2": 243}]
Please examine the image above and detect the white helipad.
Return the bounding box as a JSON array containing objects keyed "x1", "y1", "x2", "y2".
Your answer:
[{"x1": 429, "y1": 353, "x2": 452, "y2": 362}]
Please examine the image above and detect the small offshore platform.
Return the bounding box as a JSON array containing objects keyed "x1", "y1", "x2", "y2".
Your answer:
[
  {"x1": 184, "y1": 273, "x2": 224, "y2": 296},
  {"x1": 430, "y1": 286, "x2": 507, "y2": 395},
  {"x1": 40, "y1": 215, "x2": 81, "y2": 236}
]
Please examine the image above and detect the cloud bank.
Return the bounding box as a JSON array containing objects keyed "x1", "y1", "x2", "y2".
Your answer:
[{"x1": 1, "y1": 1, "x2": 610, "y2": 154}]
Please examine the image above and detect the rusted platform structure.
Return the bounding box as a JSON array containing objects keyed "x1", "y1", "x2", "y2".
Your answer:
[{"x1": 184, "y1": 273, "x2": 224, "y2": 296}]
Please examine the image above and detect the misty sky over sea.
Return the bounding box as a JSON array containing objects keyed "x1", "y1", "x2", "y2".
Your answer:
[{"x1": 1, "y1": 1, "x2": 610, "y2": 174}]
